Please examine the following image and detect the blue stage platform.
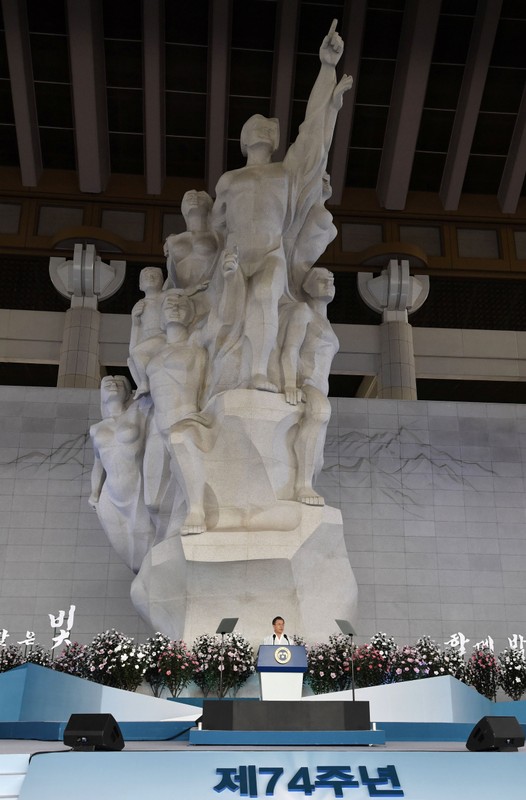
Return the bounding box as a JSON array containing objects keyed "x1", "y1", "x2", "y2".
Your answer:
[{"x1": 2, "y1": 666, "x2": 526, "y2": 799}]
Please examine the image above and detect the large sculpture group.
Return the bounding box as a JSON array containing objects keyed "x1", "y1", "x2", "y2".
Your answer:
[{"x1": 89, "y1": 23, "x2": 357, "y2": 642}]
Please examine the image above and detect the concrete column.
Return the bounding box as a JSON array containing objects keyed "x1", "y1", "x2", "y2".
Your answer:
[
  {"x1": 357, "y1": 259, "x2": 429, "y2": 400},
  {"x1": 57, "y1": 306, "x2": 101, "y2": 388},
  {"x1": 50, "y1": 243, "x2": 125, "y2": 388},
  {"x1": 378, "y1": 320, "x2": 417, "y2": 399}
]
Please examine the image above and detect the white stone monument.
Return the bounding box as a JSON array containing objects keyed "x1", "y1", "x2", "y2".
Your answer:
[{"x1": 90, "y1": 21, "x2": 358, "y2": 644}]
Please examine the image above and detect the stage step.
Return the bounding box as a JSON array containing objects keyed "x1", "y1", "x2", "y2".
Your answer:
[
  {"x1": 0, "y1": 754, "x2": 30, "y2": 800},
  {"x1": 189, "y1": 728, "x2": 386, "y2": 746}
]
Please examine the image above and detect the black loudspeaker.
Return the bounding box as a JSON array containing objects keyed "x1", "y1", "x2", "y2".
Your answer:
[
  {"x1": 63, "y1": 713, "x2": 125, "y2": 751},
  {"x1": 466, "y1": 716, "x2": 525, "y2": 752}
]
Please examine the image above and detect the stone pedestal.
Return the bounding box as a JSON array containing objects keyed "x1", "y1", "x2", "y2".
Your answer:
[{"x1": 131, "y1": 504, "x2": 357, "y2": 645}]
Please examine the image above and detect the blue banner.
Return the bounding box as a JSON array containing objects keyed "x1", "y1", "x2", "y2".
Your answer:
[{"x1": 19, "y1": 749, "x2": 526, "y2": 799}]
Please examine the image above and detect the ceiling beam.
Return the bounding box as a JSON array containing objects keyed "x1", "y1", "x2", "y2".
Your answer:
[
  {"x1": 440, "y1": 0, "x2": 503, "y2": 210},
  {"x1": 329, "y1": 0, "x2": 367, "y2": 206},
  {"x1": 376, "y1": 0, "x2": 441, "y2": 210},
  {"x1": 498, "y1": 85, "x2": 526, "y2": 214},
  {"x1": 143, "y1": 0, "x2": 165, "y2": 195},
  {"x1": 1, "y1": 0, "x2": 42, "y2": 185},
  {"x1": 271, "y1": 0, "x2": 299, "y2": 162},
  {"x1": 206, "y1": 0, "x2": 232, "y2": 196},
  {"x1": 66, "y1": 0, "x2": 109, "y2": 193}
]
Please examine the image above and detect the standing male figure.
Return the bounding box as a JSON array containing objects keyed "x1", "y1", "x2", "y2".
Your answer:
[
  {"x1": 212, "y1": 20, "x2": 352, "y2": 393},
  {"x1": 263, "y1": 616, "x2": 291, "y2": 645},
  {"x1": 280, "y1": 267, "x2": 339, "y2": 505},
  {"x1": 145, "y1": 290, "x2": 210, "y2": 535}
]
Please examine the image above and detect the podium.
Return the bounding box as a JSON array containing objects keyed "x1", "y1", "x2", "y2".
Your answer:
[{"x1": 257, "y1": 645, "x2": 307, "y2": 700}]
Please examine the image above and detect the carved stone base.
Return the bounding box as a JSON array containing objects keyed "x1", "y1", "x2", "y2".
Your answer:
[{"x1": 130, "y1": 504, "x2": 358, "y2": 645}]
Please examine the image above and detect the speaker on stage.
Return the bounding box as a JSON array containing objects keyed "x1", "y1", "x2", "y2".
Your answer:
[
  {"x1": 63, "y1": 713, "x2": 125, "y2": 751},
  {"x1": 466, "y1": 716, "x2": 525, "y2": 752}
]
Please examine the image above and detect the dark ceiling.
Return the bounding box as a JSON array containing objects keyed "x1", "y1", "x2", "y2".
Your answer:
[
  {"x1": 2, "y1": 0, "x2": 526, "y2": 402},
  {"x1": 1, "y1": 0, "x2": 526, "y2": 210}
]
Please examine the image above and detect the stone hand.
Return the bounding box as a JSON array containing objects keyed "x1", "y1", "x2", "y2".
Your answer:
[
  {"x1": 222, "y1": 248, "x2": 239, "y2": 278},
  {"x1": 285, "y1": 386, "x2": 304, "y2": 405},
  {"x1": 319, "y1": 19, "x2": 344, "y2": 66},
  {"x1": 332, "y1": 73, "x2": 353, "y2": 108},
  {"x1": 132, "y1": 299, "x2": 145, "y2": 319}
]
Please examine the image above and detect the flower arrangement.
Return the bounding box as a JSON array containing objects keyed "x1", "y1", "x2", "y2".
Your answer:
[
  {"x1": 0, "y1": 644, "x2": 24, "y2": 673},
  {"x1": 3, "y1": 626, "x2": 526, "y2": 705},
  {"x1": 353, "y1": 643, "x2": 390, "y2": 688},
  {"x1": 156, "y1": 639, "x2": 198, "y2": 698},
  {"x1": 291, "y1": 634, "x2": 307, "y2": 647},
  {"x1": 304, "y1": 634, "x2": 354, "y2": 695},
  {"x1": 353, "y1": 633, "x2": 396, "y2": 688},
  {"x1": 305, "y1": 641, "x2": 342, "y2": 695},
  {"x1": 192, "y1": 632, "x2": 255, "y2": 697},
  {"x1": 142, "y1": 632, "x2": 172, "y2": 697},
  {"x1": 52, "y1": 641, "x2": 91, "y2": 679},
  {"x1": 498, "y1": 647, "x2": 526, "y2": 701},
  {"x1": 24, "y1": 644, "x2": 51, "y2": 668},
  {"x1": 464, "y1": 646, "x2": 499, "y2": 701},
  {"x1": 415, "y1": 635, "x2": 465, "y2": 681},
  {"x1": 370, "y1": 631, "x2": 397, "y2": 660},
  {"x1": 442, "y1": 647, "x2": 466, "y2": 682},
  {"x1": 86, "y1": 629, "x2": 147, "y2": 691},
  {"x1": 388, "y1": 645, "x2": 429, "y2": 682}
]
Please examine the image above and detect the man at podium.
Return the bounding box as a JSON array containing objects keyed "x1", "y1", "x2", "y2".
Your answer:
[{"x1": 263, "y1": 616, "x2": 291, "y2": 645}]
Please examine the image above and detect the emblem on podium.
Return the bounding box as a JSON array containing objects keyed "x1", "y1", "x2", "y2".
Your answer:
[{"x1": 274, "y1": 646, "x2": 292, "y2": 664}]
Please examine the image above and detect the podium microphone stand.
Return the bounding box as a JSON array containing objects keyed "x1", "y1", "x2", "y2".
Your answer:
[
  {"x1": 216, "y1": 617, "x2": 238, "y2": 698},
  {"x1": 335, "y1": 618, "x2": 357, "y2": 702}
]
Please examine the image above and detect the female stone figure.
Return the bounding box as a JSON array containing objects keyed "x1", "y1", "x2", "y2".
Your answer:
[
  {"x1": 164, "y1": 189, "x2": 219, "y2": 290},
  {"x1": 89, "y1": 375, "x2": 155, "y2": 572}
]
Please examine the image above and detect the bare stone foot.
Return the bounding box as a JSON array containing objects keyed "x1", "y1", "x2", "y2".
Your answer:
[
  {"x1": 181, "y1": 510, "x2": 206, "y2": 535},
  {"x1": 296, "y1": 487, "x2": 325, "y2": 506},
  {"x1": 251, "y1": 374, "x2": 279, "y2": 393}
]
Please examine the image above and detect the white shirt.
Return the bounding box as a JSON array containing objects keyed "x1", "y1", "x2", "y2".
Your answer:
[{"x1": 263, "y1": 633, "x2": 291, "y2": 645}]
